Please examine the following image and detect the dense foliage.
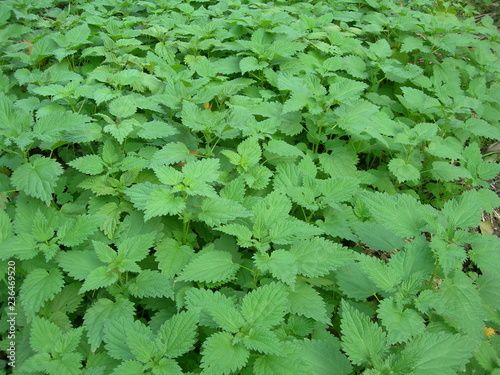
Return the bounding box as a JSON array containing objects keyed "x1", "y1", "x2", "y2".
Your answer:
[{"x1": 0, "y1": 0, "x2": 499, "y2": 374}]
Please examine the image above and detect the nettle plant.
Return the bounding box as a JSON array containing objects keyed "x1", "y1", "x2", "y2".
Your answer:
[{"x1": 0, "y1": 0, "x2": 500, "y2": 374}]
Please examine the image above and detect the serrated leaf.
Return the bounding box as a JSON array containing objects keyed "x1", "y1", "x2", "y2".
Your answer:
[
  {"x1": 431, "y1": 161, "x2": 472, "y2": 182},
  {"x1": 377, "y1": 297, "x2": 425, "y2": 345},
  {"x1": 157, "y1": 310, "x2": 199, "y2": 358},
  {"x1": 266, "y1": 139, "x2": 304, "y2": 157},
  {"x1": 20, "y1": 268, "x2": 64, "y2": 318},
  {"x1": 442, "y1": 190, "x2": 482, "y2": 230},
  {"x1": 320, "y1": 177, "x2": 359, "y2": 205},
  {"x1": 242, "y1": 326, "x2": 285, "y2": 355},
  {"x1": 470, "y1": 236, "x2": 500, "y2": 277},
  {"x1": 184, "y1": 288, "x2": 239, "y2": 328},
  {"x1": 137, "y1": 120, "x2": 179, "y2": 140},
  {"x1": 388, "y1": 158, "x2": 420, "y2": 183},
  {"x1": 68, "y1": 155, "x2": 105, "y2": 175},
  {"x1": 436, "y1": 271, "x2": 486, "y2": 340},
  {"x1": 300, "y1": 339, "x2": 352, "y2": 375},
  {"x1": 128, "y1": 270, "x2": 174, "y2": 299},
  {"x1": 110, "y1": 360, "x2": 144, "y2": 375},
  {"x1": 11, "y1": 157, "x2": 63, "y2": 204},
  {"x1": 402, "y1": 332, "x2": 475, "y2": 375},
  {"x1": 201, "y1": 332, "x2": 250, "y2": 375},
  {"x1": 253, "y1": 345, "x2": 309, "y2": 375},
  {"x1": 361, "y1": 191, "x2": 435, "y2": 238},
  {"x1": 340, "y1": 300, "x2": 387, "y2": 366},
  {"x1": 32, "y1": 209, "x2": 54, "y2": 242},
  {"x1": 178, "y1": 250, "x2": 239, "y2": 283},
  {"x1": 144, "y1": 187, "x2": 185, "y2": 220},
  {"x1": 198, "y1": 197, "x2": 251, "y2": 227},
  {"x1": 241, "y1": 282, "x2": 288, "y2": 327},
  {"x1": 103, "y1": 318, "x2": 140, "y2": 361},
  {"x1": 80, "y1": 266, "x2": 119, "y2": 293},
  {"x1": 353, "y1": 221, "x2": 406, "y2": 252},
  {"x1": 290, "y1": 237, "x2": 354, "y2": 278},
  {"x1": 84, "y1": 297, "x2": 135, "y2": 351},
  {"x1": 288, "y1": 282, "x2": 329, "y2": 323},
  {"x1": 30, "y1": 316, "x2": 63, "y2": 353},
  {"x1": 361, "y1": 256, "x2": 403, "y2": 293},
  {"x1": 108, "y1": 96, "x2": 137, "y2": 118},
  {"x1": 253, "y1": 250, "x2": 297, "y2": 286},
  {"x1": 57, "y1": 250, "x2": 104, "y2": 281},
  {"x1": 150, "y1": 142, "x2": 197, "y2": 167},
  {"x1": 57, "y1": 214, "x2": 101, "y2": 247},
  {"x1": 155, "y1": 238, "x2": 194, "y2": 278},
  {"x1": 0, "y1": 233, "x2": 38, "y2": 260}
]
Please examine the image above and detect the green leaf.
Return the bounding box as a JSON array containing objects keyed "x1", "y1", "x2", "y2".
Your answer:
[
  {"x1": 150, "y1": 142, "x2": 197, "y2": 167},
  {"x1": 436, "y1": 271, "x2": 486, "y2": 340},
  {"x1": 157, "y1": 310, "x2": 199, "y2": 358},
  {"x1": 361, "y1": 191, "x2": 435, "y2": 238},
  {"x1": 430, "y1": 161, "x2": 472, "y2": 182},
  {"x1": 241, "y1": 282, "x2": 288, "y2": 327},
  {"x1": 155, "y1": 238, "x2": 194, "y2": 278},
  {"x1": 428, "y1": 136, "x2": 463, "y2": 160},
  {"x1": 242, "y1": 326, "x2": 285, "y2": 355},
  {"x1": 465, "y1": 118, "x2": 500, "y2": 139},
  {"x1": 183, "y1": 158, "x2": 220, "y2": 183},
  {"x1": 185, "y1": 288, "x2": 239, "y2": 328},
  {"x1": 397, "y1": 87, "x2": 440, "y2": 115},
  {"x1": 108, "y1": 96, "x2": 137, "y2": 118},
  {"x1": 240, "y1": 56, "x2": 267, "y2": 73},
  {"x1": 0, "y1": 233, "x2": 38, "y2": 260},
  {"x1": 117, "y1": 232, "x2": 156, "y2": 262},
  {"x1": 300, "y1": 339, "x2": 352, "y2": 375},
  {"x1": 402, "y1": 332, "x2": 475, "y2": 375},
  {"x1": 144, "y1": 187, "x2": 185, "y2": 220},
  {"x1": 253, "y1": 345, "x2": 309, "y2": 375},
  {"x1": 361, "y1": 256, "x2": 403, "y2": 293},
  {"x1": 200, "y1": 332, "x2": 250, "y2": 375},
  {"x1": 20, "y1": 268, "x2": 64, "y2": 318},
  {"x1": 320, "y1": 177, "x2": 359, "y2": 205},
  {"x1": 110, "y1": 361, "x2": 144, "y2": 375},
  {"x1": 84, "y1": 297, "x2": 135, "y2": 351},
  {"x1": 128, "y1": 270, "x2": 174, "y2": 299},
  {"x1": 80, "y1": 266, "x2": 119, "y2": 293},
  {"x1": 43, "y1": 352, "x2": 83, "y2": 375},
  {"x1": 290, "y1": 237, "x2": 356, "y2": 278},
  {"x1": 442, "y1": 190, "x2": 482, "y2": 230},
  {"x1": 388, "y1": 158, "x2": 420, "y2": 183},
  {"x1": 127, "y1": 326, "x2": 156, "y2": 363},
  {"x1": 11, "y1": 157, "x2": 63, "y2": 204},
  {"x1": 137, "y1": 120, "x2": 179, "y2": 140},
  {"x1": 253, "y1": 250, "x2": 297, "y2": 286},
  {"x1": 336, "y1": 263, "x2": 379, "y2": 300},
  {"x1": 266, "y1": 139, "x2": 304, "y2": 157},
  {"x1": 353, "y1": 221, "x2": 406, "y2": 252},
  {"x1": 68, "y1": 155, "x2": 105, "y2": 175},
  {"x1": 178, "y1": 250, "x2": 239, "y2": 283},
  {"x1": 470, "y1": 235, "x2": 500, "y2": 277},
  {"x1": 198, "y1": 197, "x2": 252, "y2": 227},
  {"x1": 342, "y1": 55, "x2": 368, "y2": 79},
  {"x1": 30, "y1": 316, "x2": 63, "y2": 353},
  {"x1": 57, "y1": 250, "x2": 104, "y2": 281},
  {"x1": 377, "y1": 297, "x2": 425, "y2": 345},
  {"x1": 288, "y1": 282, "x2": 328, "y2": 324},
  {"x1": 340, "y1": 300, "x2": 387, "y2": 366},
  {"x1": 32, "y1": 209, "x2": 54, "y2": 242},
  {"x1": 237, "y1": 137, "x2": 261, "y2": 169},
  {"x1": 104, "y1": 118, "x2": 135, "y2": 144},
  {"x1": 57, "y1": 214, "x2": 101, "y2": 247},
  {"x1": 103, "y1": 317, "x2": 142, "y2": 361}
]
